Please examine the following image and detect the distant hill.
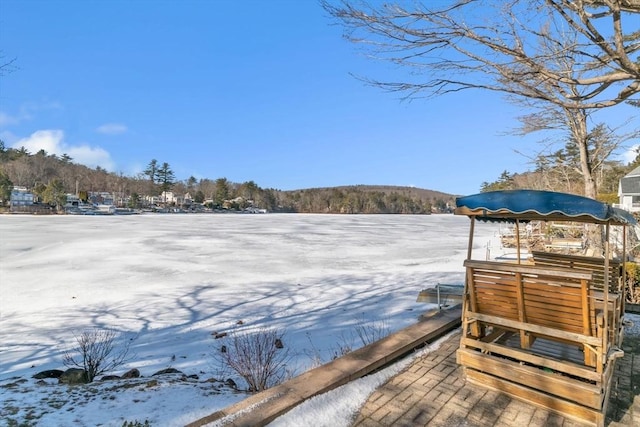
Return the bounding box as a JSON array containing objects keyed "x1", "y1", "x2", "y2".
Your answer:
[
  {"x1": 283, "y1": 184, "x2": 456, "y2": 199},
  {"x1": 276, "y1": 185, "x2": 456, "y2": 214}
]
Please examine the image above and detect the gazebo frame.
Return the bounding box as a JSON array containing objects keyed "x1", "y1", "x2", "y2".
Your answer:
[{"x1": 454, "y1": 190, "x2": 636, "y2": 426}]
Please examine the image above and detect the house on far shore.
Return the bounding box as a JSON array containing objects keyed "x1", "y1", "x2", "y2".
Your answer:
[
  {"x1": 618, "y1": 166, "x2": 640, "y2": 212},
  {"x1": 9, "y1": 186, "x2": 50, "y2": 214},
  {"x1": 10, "y1": 186, "x2": 34, "y2": 211}
]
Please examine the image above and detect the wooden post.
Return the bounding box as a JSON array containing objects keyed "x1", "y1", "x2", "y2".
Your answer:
[
  {"x1": 515, "y1": 271, "x2": 530, "y2": 348},
  {"x1": 622, "y1": 225, "x2": 627, "y2": 317},
  {"x1": 465, "y1": 218, "x2": 481, "y2": 337},
  {"x1": 581, "y1": 277, "x2": 594, "y2": 366},
  {"x1": 515, "y1": 219, "x2": 521, "y2": 264},
  {"x1": 467, "y1": 217, "x2": 475, "y2": 261},
  {"x1": 603, "y1": 224, "x2": 610, "y2": 359}
]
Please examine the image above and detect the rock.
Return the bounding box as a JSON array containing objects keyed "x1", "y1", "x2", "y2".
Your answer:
[
  {"x1": 32, "y1": 369, "x2": 64, "y2": 379},
  {"x1": 213, "y1": 332, "x2": 227, "y2": 339},
  {"x1": 122, "y1": 368, "x2": 140, "y2": 379},
  {"x1": 59, "y1": 368, "x2": 89, "y2": 384},
  {"x1": 225, "y1": 378, "x2": 237, "y2": 389},
  {"x1": 187, "y1": 374, "x2": 199, "y2": 380},
  {"x1": 275, "y1": 338, "x2": 284, "y2": 349},
  {"x1": 100, "y1": 375, "x2": 121, "y2": 381},
  {"x1": 152, "y1": 368, "x2": 183, "y2": 376}
]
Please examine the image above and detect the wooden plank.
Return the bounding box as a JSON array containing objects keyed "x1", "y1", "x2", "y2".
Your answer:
[
  {"x1": 475, "y1": 290, "x2": 518, "y2": 303},
  {"x1": 476, "y1": 304, "x2": 518, "y2": 318},
  {"x1": 460, "y1": 337, "x2": 601, "y2": 382},
  {"x1": 464, "y1": 259, "x2": 593, "y2": 280},
  {"x1": 524, "y1": 299, "x2": 584, "y2": 315},
  {"x1": 464, "y1": 369, "x2": 602, "y2": 426},
  {"x1": 458, "y1": 348, "x2": 602, "y2": 409},
  {"x1": 467, "y1": 311, "x2": 602, "y2": 347},
  {"x1": 478, "y1": 328, "x2": 512, "y2": 343},
  {"x1": 523, "y1": 315, "x2": 583, "y2": 332},
  {"x1": 522, "y1": 280, "x2": 582, "y2": 293}
]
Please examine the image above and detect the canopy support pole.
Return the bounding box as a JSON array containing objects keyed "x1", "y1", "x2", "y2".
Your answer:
[
  {"x1": 515, "y1": 219, "x2": 521, "y2": 264},
  {"x1": 467, "y1": 217, "x2": 475, "y2": 261}
]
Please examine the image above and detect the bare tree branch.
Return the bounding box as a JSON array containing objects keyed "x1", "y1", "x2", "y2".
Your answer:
[
  {"x1": 323, "y1": 0, "x2": 639, "y2": 108},
  {"x1": 0, "y1": 52, "x2": 17, "y2": 77},
  {"x1": 324, "y1": 0, "x2": 639, "y2": 198}
]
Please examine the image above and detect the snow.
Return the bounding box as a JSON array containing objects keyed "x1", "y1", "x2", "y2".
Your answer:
[{"x1": 0, "y1": 213, "x2": 504, "y2": 426}]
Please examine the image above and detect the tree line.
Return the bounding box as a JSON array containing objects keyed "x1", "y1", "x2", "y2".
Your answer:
[
  {"x1": 480, "y1": 144, "x2": 640, "y2": 205},
  {"x1": 0, "y1": 143, "x2": 453, "y2": 214}
]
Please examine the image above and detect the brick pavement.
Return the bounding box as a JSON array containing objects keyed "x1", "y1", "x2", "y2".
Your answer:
[{"x1": 352, "y1": 329, "x2": 640, "y2": 427}]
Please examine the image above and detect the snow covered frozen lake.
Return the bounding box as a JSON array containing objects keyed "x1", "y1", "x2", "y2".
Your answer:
[{"x1": 0, "y1": 213, "x2": 501, "y2": 426}]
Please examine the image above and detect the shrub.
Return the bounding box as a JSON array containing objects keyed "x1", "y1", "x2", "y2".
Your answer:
[
  {"x1": 63, "y1": 328, "x2": 132, "y2": 382},
  {"x1": 625, "y1": 262, "x2": 640, "y2": 303},
  {"x1": 354, "y1": 317, "x2": 389, "y2": 347},
  {"x1": 214, "y1": 328, "x2": 290, "y2": 392}
]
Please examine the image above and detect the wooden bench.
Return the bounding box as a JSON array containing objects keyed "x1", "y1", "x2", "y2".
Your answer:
[
  {"x1": 531, "y1": 250, "x2": 624, "y2": 346},
  {"x1": 530, "y1": 250, "x2": 622, "y2": 291},
  {"x1": 462, "y1": 259, "x2": 600, "y2": 365},
  {"x1": 458, "y1": 259, "x2": 621, "y2": 426}
]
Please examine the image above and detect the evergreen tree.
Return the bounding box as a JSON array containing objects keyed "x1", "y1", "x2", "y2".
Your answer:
[
  {"x1": 144, "y1": 159, "x2": 158, "y2": 184},
  {"x1": 214, "y1": 178, "x2": 230, "y2": 207},
  {"x1": 0, "y1": 170, "x2": 13, "y2": 206},
  {"x1": 155, "y1": 162, "x2": 175, "y2": 194}
]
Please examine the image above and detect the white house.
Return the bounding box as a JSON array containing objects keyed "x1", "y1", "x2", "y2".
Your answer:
[{"x1": 618, "y1": 166, "x2": 640, "y2": 212}]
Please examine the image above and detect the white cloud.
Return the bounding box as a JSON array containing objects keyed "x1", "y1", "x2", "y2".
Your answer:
[
  {"x1": 11, "y1": 129, "x2": 115, "y2": 170},
  {"x1": 622, "y1": 145, "x2": 639, "y2": 165},
  {"x1": 96, "y1": 123, "x2": 128, "y2": 135},
  {"x1": 0, "y1": 102, "x2": 62, "y2": 127},
  {"x1": 0, "y1": 110, "x2": 31, "y2": 127}
]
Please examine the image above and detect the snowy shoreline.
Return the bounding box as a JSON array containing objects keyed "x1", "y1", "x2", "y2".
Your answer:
[{"x1": 1, "y1": 214, "x2": 500, "y2": 426}]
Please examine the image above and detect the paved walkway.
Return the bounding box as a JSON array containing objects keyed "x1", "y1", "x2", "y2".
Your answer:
[
  {"x1": 352, "y1": 330, "x2": 640, "y2": 427},
  {"x1": 186, "y1": 309, "x2": 639, "y2": 427}
]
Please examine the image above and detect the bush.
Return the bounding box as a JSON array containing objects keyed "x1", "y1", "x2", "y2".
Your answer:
[
  {"x1": 354, "y1": 317, "x2": 389, "y2": 347},
  {"x1": 63, "y1": 328, "x2": 132, "y2": 382},
  {"x1": 625, "y1": 262, "x2": 640, "y2": 303},
  {"x1": 214, "y1": 328, "x2": 290, "y2": 392}
]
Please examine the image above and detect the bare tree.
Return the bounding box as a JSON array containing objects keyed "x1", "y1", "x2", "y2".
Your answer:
[
  {"x1": 63, "y1": 329, "x2": 132, "y2": 382},
  {"x1": 214, "y1": 329, "x2": 291, "y2": 392},
  {"x1": 323, "y1": 0, "x2": 640, "y2": 198}
]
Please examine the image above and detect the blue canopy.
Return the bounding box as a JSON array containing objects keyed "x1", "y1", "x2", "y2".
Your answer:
[{"x1": 455, "y1": 190, "x2": 636, "y2": 226}]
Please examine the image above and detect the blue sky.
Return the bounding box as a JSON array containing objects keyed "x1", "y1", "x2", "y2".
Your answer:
[{"x1": 0, "y1": 0, "x2": 636, "y2": 195}]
